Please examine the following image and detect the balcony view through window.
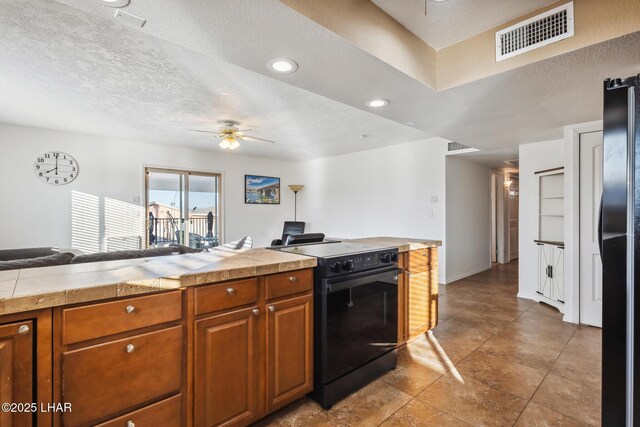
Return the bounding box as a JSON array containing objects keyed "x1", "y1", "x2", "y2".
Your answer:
[{"x1": 146, "y1": 168, "x2": 221, "y2": 250}]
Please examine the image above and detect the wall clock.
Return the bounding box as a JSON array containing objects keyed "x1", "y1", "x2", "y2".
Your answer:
[{"x1": 33, "y1": 151, "x2": 79, "y2": 185}]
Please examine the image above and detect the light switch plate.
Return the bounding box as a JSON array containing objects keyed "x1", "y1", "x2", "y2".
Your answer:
[
  {"x1": 427, "y1": 209, "x2": 434, "y2": 218},
  {"x1": 431, "y1": 195, "x2": 438, "y2": 203}
]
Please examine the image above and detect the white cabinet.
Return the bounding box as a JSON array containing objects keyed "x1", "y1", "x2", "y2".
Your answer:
[
  {"x1": 537, "y1": 168, "x2": 564, "y2": 243},
  {"x1": 537, "y1": 243, "x2": 564, "y2": 303}
]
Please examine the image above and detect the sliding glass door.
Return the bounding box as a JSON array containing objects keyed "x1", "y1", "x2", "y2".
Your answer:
[{"x1": 145, "y1": 168, "x2": 221, "y2": 249}]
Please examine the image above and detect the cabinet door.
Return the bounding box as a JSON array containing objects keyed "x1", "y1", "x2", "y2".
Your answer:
[
  {"x1": 195, "y1": 306, "x2": 261, "y2": 427},
  {"x1": 552, "y1": 247, "x2": 565, "y2": 302},
  {"x1": 266, "y1": 294, "x2": 313, "y2": 412},
  {"x1": 0, "y1": 321, "x2": 33, "y2": 427},
  {"x1": 537, "y1": 244, "x2": 552, "y2": 298}
]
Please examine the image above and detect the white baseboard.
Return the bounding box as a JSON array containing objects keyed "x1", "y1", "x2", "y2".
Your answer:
[{"x1": 444, "y1": 265, "x2": 492, "y2": 284}]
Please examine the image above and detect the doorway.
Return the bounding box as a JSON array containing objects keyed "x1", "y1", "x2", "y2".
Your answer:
[
  {"x1": 509, "y1": 176, "x2": 519, "y2": 261},
  {"x1": 145, "y1": 168, "x2": 222, "y2": 249},
  {"x1": 579, "y1": 131, "x2": 603, "y2": 327}
]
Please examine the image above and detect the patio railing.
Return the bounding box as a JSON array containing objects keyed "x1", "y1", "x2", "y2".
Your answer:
[{"x1": 149, "y1": 217, "x2": 218, "y2": 248}]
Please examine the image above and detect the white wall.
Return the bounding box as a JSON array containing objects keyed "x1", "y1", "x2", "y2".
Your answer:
[
  {"x1": 444, "y1": 157, "x2": 492, "y2": 282},
  {"x1": 294, "y1": 138, "x2": 448, "y2": 283},
  {"x1": 0, "y1": 124, "x2": 298, "y2": 250},
  {"x1": 518, "y1": 138, "x2": 564, "y2": 306}
]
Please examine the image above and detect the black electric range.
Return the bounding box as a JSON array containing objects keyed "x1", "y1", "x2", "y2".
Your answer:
[{"x1": 279, "y1": 242, "x2": 400, "y2": 409}]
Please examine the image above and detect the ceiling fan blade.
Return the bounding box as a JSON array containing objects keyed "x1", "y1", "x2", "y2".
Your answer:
[
  {"x1": 242, "y1": 135, "x2": 276, "y2": 144},
  {"x1": 190, "y1": 129, "x2": 219, "y2": 134}
]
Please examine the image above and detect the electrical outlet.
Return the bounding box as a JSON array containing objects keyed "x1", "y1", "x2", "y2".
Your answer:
[{"x1": 131, "y1": 195, "x2": 141, "y2": 204}]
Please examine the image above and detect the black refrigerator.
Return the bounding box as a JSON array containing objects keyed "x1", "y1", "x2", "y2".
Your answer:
[{"x1": 602, "y1": 74, "x2": 639, "y2": 426}]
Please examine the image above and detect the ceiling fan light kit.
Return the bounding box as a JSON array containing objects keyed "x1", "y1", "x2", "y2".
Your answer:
[{"x1": 192, "y1": 120, "x2": 275, "y2": 151}]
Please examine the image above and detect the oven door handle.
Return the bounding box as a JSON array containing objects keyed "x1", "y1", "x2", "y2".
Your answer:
[{"x1": 323, "y1": 268, "x2": 400, "y2": 294}]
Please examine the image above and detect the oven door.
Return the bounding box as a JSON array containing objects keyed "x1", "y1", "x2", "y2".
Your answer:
[{"x1": 321, "y1": 267, "x2": 399, "y2": 383}]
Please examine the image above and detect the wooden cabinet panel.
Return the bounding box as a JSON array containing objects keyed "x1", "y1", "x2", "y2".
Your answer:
[
  {"x1": 62, "y1": 326, "x2": 182, "y2": 426},
  {"x1": 406, "y1": 269, "x2": 438, "y2": 340},
  {"x1": 95, "y1": 394, "x2": 182, "y2": 427},
  {"x1": 195, "y1": 306, "x2": 261, "y2": 427},
  {"x1": 62, "y1": 291, "x2": 182, "y2": 345},
  {"x1": 266, "y1": 294, "x2": 313, "y2": 412},
  {"x1": 397, "y1": 271, "x2": 407, "y2": 345},
  {"x1": 407, "y1": 271, "x2": 429, "y2": 333},
  {"x1": 407, "y1": 248, "x2": 437, "y2": 273},
  {"x1": 265, "y1": 269, "x2": 313, "y2": 300},
  {"x1": 0, "y1": 321, "x2": 33, "y2": 427},
  {"x1": 195, "y1": 278, "x2": 258, "y2": 315}
]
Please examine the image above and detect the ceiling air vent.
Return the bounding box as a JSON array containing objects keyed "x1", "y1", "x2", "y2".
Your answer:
[
  {"x1": 496, "y1": 2, "x2": 574, "y2": 62},
  {"x1": 448, "y1": 142, "x2": 472, "y2": 152}
]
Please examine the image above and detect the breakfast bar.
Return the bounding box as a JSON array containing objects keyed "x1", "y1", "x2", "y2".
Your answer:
[{"x1": 0, "y1": 237, "x2": 440, "y2": 426}]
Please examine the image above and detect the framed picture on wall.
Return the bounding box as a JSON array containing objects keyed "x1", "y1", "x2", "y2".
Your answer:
[{"x1": 245, "y1": 175, "x2": 281, "y2": 204}]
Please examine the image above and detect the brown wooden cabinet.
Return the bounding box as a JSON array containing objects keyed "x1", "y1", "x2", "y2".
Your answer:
[
  {"x1": 194, "y1": 306, "x2": 261, "y2": 427},
  {"x1": 193, "y1": 269, "x2": 314, "y2": 427},
  {"x1": 398, "y1": 248, "x2": 439, "y2": 343},
  {"x1": 0, "y1": 310, "x2": 53, "y2": 427},
  {"x1": 266, "y1": 294, "x2": 313, "y2": 412},
  {"x1": 0, "y1": 320, "x2": 34, "y2": 427},
  {"x1": 53, "y1": 291, "x2": 184, "y2": 427}
]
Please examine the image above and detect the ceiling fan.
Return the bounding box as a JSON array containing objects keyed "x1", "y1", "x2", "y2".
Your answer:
[{"x1": 191, "y1": 121, "x2": 275, "y2": 150}]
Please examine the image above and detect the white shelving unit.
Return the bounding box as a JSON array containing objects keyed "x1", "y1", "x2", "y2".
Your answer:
[{"x1": 535, "y1": 168, "x2": 565, "y2": 305}]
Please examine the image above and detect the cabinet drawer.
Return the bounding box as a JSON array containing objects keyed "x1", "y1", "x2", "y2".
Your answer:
[
  {"x1": 195, "y1": 278, "x2": 258, "y2": 315},
  {"x1": 62, "y1": 291, "x2": 182, "y2": 345},
  {"x1": 62, "y1": 326, "x2": 182, "y2": 426},
  {"x1": 407, "y1": 248, "x2": 437, "y2": 272},
  {"x1": 265, "y1": 269, "x2": 313, "y2": 300},
  {"x1": 95, "y1": 394, "x2": 182, "y2": 427}
]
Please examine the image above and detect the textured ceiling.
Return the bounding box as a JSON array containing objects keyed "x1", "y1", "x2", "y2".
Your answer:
[
  {"x1": 452, "y1": 146, "x2": 521, "y2": 169},
  {"x1": 0, "y1": 0, "x2": 426, "y2": 161},
  {"x1": 371, "y1": 0, "x2": 557, "y2": 50},
  {"x1": 4, "y1": 0, "x2": 640, "y2": 163}
]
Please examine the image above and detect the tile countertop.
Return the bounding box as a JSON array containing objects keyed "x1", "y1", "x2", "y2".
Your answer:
[
  {"x1": 342, "y1": 237, "x2": 442, "y2": 252},
  {"x1": 0, "y1": 237, "x2": 441, "y2": 316},
  {"x1": 0, "y1": 248, "x2": 316, "y2": 316}
]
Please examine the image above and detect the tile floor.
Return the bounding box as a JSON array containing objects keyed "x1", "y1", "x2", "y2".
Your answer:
[{"x1": 259, "y1": 261, "x2": 602, "y2": 426}]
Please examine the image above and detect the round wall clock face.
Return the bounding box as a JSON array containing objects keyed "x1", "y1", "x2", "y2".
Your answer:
[{"x1": 33, "y1": 151, "x2": 79, "y2": 185}]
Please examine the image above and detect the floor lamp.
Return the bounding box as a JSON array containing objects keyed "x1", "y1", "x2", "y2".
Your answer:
[{"x1": 288, "y1": 185, "x2": 304, "y2": 221}]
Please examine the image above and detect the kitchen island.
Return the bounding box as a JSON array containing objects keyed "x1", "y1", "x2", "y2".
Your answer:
[{"x1": 0, "y1": 237, "x2": 440, "y2": 426}]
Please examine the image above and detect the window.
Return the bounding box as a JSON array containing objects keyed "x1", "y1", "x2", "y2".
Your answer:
[{"x1": 145, "y1": 168, "x2": 222, "y2": 249}]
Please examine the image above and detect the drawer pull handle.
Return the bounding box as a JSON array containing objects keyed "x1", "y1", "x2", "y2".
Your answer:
[
  {"x1": 289, "y1": 276, "x2": 297, "y2": 282},
  {"x1": 127, "y1": 421, "x2": 135, "y2": 427},
  {"x1": 268, "y1": 305, "x2": 276, "y2": 312},
  {"x1": 422, "y1": 252, "x2": 427, "y2": 256},
  {"x1": 125, "y1": 305, "x2": 135, "y2": 314},
  {"x1": 226, "y1": 288, "x2": 236, "y2": 295},
  {"x1": 252, "y1": 307, "x2": 260, "y2": 316},
  {"x1": 125, "y1": 344, "x2": 135, "y2": 354},
  {"x1": 17, "y1": 325, "x2": 30, "y2": 335}
]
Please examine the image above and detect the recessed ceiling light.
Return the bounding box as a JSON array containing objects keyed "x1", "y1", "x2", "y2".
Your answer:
[
  {"x1": 406, "y1": 121, "x2": 417, "y2": 127},
  {"x1": 97, "y1": 0, "x2": 130, "y2": 7},
  {"x1": 267, "y1": 58, "x2": 298, "y2": 74},
  {"x1": 365, "y1": 99, "x2": 390, "y2": 108}
]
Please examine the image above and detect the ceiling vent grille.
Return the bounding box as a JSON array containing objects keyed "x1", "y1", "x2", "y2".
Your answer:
[
  {"x1": 496, "y1": 2, "x2": 574, "y2": 62},
  {"x1": 448, "y1": 142, "x2": 472, "y2": 152}
]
